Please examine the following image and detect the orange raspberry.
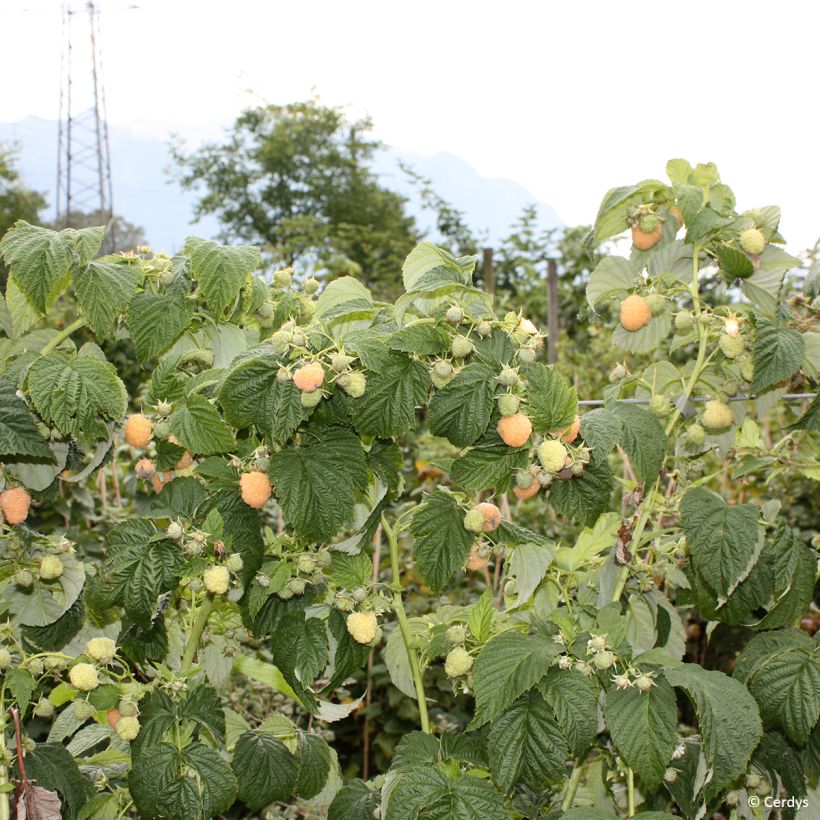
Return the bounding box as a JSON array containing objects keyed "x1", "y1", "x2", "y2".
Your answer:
[
  {"x1": 239, "y1": 471, "x2": 272, "y2": 509},
  {"x1": 0, "y1": 487, "x2": 32, "y2": 525},
  {"x1": 631, "y1": 224, "x2": 662, "y2": 251},
  {"x1": 124, "y1": 414, "x2": 153, "y2": 448},
  {"x1": 106, "y1": 709, "x2": 121, "y2": 730},
  {"x1": 555, "y1": 414, "x2": 581, "y2": 444},
  {"x1": 292, "y1": 362, "x2": 325, "y2": 393},
  {"x1": 497, "y1": 413, "x2": 532, "y2": 448},
  {"x1": 620, "y1": 295, "x2": 652, "y2": 331},
  {"x1": 669, "y1": 206, "x2": 684, "y2": 228},
  {"x1": 466, "y1": 545, "x2": 489, "y2": 572},
  {"x1": 168, "y1": 435, "x2": 193, "y2": 469},
  {"x1": 514, "y1": 481, "x2": 540, "y2": 501},
  {"x1": 151, "y1": 470, "x2": 173, "y2": 493},
  {"x1": 474, "y1": 502, "x2": 501, "y2": 532},
  {"x1": 135, "y1": 458, "x2": 156, "y2": 479}
]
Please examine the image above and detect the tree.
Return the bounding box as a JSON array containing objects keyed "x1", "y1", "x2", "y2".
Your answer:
[{"x1": 171, "y1": 99, "x2": 420, "y2": 298}]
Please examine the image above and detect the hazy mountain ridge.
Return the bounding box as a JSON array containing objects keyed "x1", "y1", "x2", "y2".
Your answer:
[{"x1": 0, "y1": 116, "x2": 562, "y2": 253}]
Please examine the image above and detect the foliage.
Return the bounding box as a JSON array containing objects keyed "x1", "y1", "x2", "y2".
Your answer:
[{"x1": 0, "y1": 157, "x2": 816, "y2": 819}]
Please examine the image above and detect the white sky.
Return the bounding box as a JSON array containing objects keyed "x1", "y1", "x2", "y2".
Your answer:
[{"x1": 2, "y1": 0, "x2": 819, "y2": 253}]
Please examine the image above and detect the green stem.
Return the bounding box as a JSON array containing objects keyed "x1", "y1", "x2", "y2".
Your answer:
[
  {"x1": 40, "y1": 316, "x2": 88, "y2": 356},
  {"x1": 381, "y1": 515, "x2": 431, "y2": 734},
  {"x1": 627, "y1": 767, "x2": 636, "y2": 816},
  {"x1": 610, "y1": 480, "x2": 657, "y2": 604},
  {"x1": 180, "y1": 595, "x2": 215, "y2": 674},
  {"x1": 0, "y1": 688, "x2": 8, "y2": 820},
  {"x1": 561, "y1": 757, "x2": 584, "y2": 810}
]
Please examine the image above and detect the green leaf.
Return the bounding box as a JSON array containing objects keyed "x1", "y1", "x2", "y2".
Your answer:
[
  {"x1": 20, "y1": 742, "x2": 93, "y2": 820},
  {"x1": 604, "y1": 676, "x2": 678, "y2": 790},
  {"x1": 324, "y1": 609, "x2": 371, "y2": 693},
  {"x1": 665, "y1": 664, "x2": 762, "y2": 792},
  {"x1": 294, "y1": 733, "x2": 332, "y2": 799},
  {"x1": 232, "y1": 731, "x2": 297, "y2": 810},
  {"x1": 757, "y1": 536, "x2": 816, "y2": 630},
  {"x1": 450, "y1": 432, "x2": 529, "y2": 492},
  {"x1": 549, "y1": 458, "x2": 613, "y2": 526},
  {"x1": 329, "y1": 552, "x2": 372, "y2": 588},
  {"x1": 539, "y1": 668, "x2": 599, "y2": 757},
  {"x1": 402, "y1": 242, "x2": 475, "y2": 292},
  {"x1": 315, "y1": 276, "x2": 373, "y2": 321},
  {"x1": 328, "y1": 779, "x2": 379, "y2": 820},
  {"x1": 170, "y1": 393, "x2": 235, "y2": 455},
  {"x1": 269, "y1": 426, "x2": 368, "y2": 540},
  {"x1": 184, "y1": 236, "x2": 261, "y2": 316},
  {"x1": 21, "y1": 596, "x2": 85, "y2": 653},
  {"x1": 6, "y1": 667, "x2": 36, "y2": 718},
  {"x1": 0, "y1": 222, "x2": 72, "y2": 312},
  {"x1": 522, "y1": 363, "x2": 578, "y2": 433},
  {"x1": 488, "y1": 690, "x2": 568, "y2": 792},
  {"x1": 613, "y1": 311, "x2": 672, "y2": 354},
  {"x1": 579, "y1": 408, "x2": 622, "y2": 463},
  {"x1": 217, "y1": 348, "x2": 302, "y2": 442},
  {"x1": 586, "y1": 256, "x2": 635, "y2": 308},
  {"x1": 389, "y1": 323, "x2": 450, "y2": 355},
  {"x1": 2, "y1": 553, "x2": 85, "y2": 627},
  {"x1": 152, "y1": 475, "x2": 206, "y2": 519},
  {"x1": 680, "y1": 488, "x2": 759, "y2": 599},
  {"x1": 0, "y1": 377, "x2": 52, "y2": 459},
  {"x1": 734, "y1": 629, "x2": 820, "y2": 745},
  {"x1": 752, "y1": 318, "x2": 804, "y2": 393},
  {"x1": 716, "y1": 244, "x2": 755, "y2": 280},
  {"x1": 127, "y1": 292, "x2": 193, "y2": 362},
  {"x1": 612, "y1": 403, "x2": 667, "y2": 484},
  {"x1": 754, "y1": 730, "x2": 808, "y2": 800},
  {"x1": 73, "y1": 259, "x2": 142, "y2": 337},
  {"x1": 508, "y1": 540, "x2": 555, "y2": 605},
  {"x1": 410, "y1": 488, "x2": 474, "y2": 592},
  {"x1": 27, "y1": 351, "x2": 127, "y2": 438},
  {"x1": 469, "y1": 631, "x2": 561, "y2": 728},
  {"x1": 353, "y1": 352, "x2": 430, "y2": 437},
  {"x1": 428, "y1": 363, "x2": 495, "y2": 447},
  {"x1": 178, "y1": 683, "x2": 226, "y2": 746}
]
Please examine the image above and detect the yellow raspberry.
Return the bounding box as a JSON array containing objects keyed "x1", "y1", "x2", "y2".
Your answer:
[
  {"x1": 203, "y1": 566, "x2": 230, "y2": 595},
  {"x1": 124, "y1": 414, "x2": 153, "y2": 448},
  {"x1": 466, "y1": 545, "x2": 489, "y2": 572},
  {"x1": 444, "y1": 646, "x2": 474, "y2": 678},
  {"x1": 474, "y1": 502, "x2": 501, "y2": 532},
  {"x1": 115, "y1": 715, "x2": 140, "y2": 741},
  {"x1": 496, "y1": 413, "x2": 532, "y2": 448},
  {"x1": 538, "y1": 439, "x2": 568, "y2": 473},
  {"x1": 346, "y1": 611, "x2": 378, "y2": 644},
  {"x1": 0, "y1": 487, "x2": 32, "y2": 526},
  {"x1": 168, "y1": 435, "x2": 193, "y2": 469},
  {"x1": 701, "y1": 399, "x2": 734, "y2": 431},
  {"x1": 85, "y1": 637, "x2": 117, "y2": 664},
  {"x1": 39, "y1": 555, "x2": 64, "y2": 580},
  {"x1": 555, "y1": 414, "x2": 581, "y2": 444},
  {"x1": 620, "y1": 295, "x2": 652, "y2": 331},
  {"x1": 631, "y1": 223, "x2": 662, "y2": 251},
  {"x1": 739, "y1": 227, "x2": 766, "y2": 255},
  {"x1": 134, "y1": 458, "x2": 156, "y2": 479},
  {"x1": 69, "y1": 663, "x2": 99, "y2": 692},
  {"x1": 239, "y1": 471, "x2": 272, "y2": 509},
  {"x1": 293, "y1": 361, "x2": 325, "y2": 393},
  {"x1": 151, "y1": 470, "x2": 174, "y2": 493}
]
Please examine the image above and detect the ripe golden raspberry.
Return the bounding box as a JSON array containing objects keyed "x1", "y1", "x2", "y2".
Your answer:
[
  {"x1": 69, "y1": 663, "x2": 99, "y2": 692},
  {"x1": 168, "y1": 435, "x2": 193, "y2": 469},
  {"x1": 701, "y1": 399, "x2": 734, "y2": 431},
  {"x1": 239, "y1": 471, "x2": 272, "y2": 509},
  {"x1": 474, "y1": 502, "x2": 501, "y2": 532},
  {"x1": 85, "y1": 637, "x2": 117, "y2": 664},
  {"x1": 538, "y1": 439, "x2": 568, "y2": 473},
  {"x1": 497, "y1": 413, "x2": 532, "y2": 447},
  {"x1": 293, "y1": 361, "x2": 325, "y2": 393},
  {"x1": 514, "y1": 470, "x2": 541, "y2": 501},
  {"x1": 444, "y1": 646, "x2": 474, "y2": 678},
  {"x1": 346, "y1": 611, "x2": 378, "y2": 644},
  {"x1": 106, "y1": 709, "x2": 121, "y2": 730},
  {"x1": 203, "y1": 566, "x2": 230, "y2": 595},
  {"x1": 0, "y1": 487, "x2": 31, "y2": 525},
  {"x1": 134, "y1": 458, "x2": 156, "y2": 479},
  {"x1": 631, "y1": 223, "x2": 662, "y2": 251},
  {"x1": 739, "y1": 227, "x2": 766, "y2": 255},
  {"x1": 151, "y1": 470, "x2": 173, "y2": 493},
  {"x1": 115, "y1": 715, "x2": 140, "y2": 741},
  {"x1": 669, "y1": 206, "x2": 684, "y2": 228},
  {"x1": 124, "y1": 414, "x2": 153, "y2": 448},
  {"x1": 466, "y1": 545, "x2": 489, "y2": 572},
  {"x1": 620, "y1": 295, "x2": 652, "y2": 331},
  {"x1": 555, "y1": 414, "x2": 581, "y2": 444},
  {"x1": 39, "y1": 555, "x2": 64, "y2": 580}
]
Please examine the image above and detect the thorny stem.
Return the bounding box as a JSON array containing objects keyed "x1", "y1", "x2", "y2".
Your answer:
[
  {"x1": 39, "y1": 316, "x2": 88, "y2": 356},
  {"x1": 381, "y1": 514, "x2": 431, "y2": 734},
  {"x1": 180, "y1": 595, "x2": 215, "y2": 674},
  {"x1": 0, "y1": 691, "x2": 7, "y2": 820},
  {"x1": 561, "y1": 757, "x2": 585, "y2": 810}
]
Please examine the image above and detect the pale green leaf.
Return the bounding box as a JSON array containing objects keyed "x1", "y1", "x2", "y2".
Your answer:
[
  {"x1": 184, "y1": 236, "x2": 261, "y2": 316},
  {"x1": 73, "y1": 259, "x2": 142, "y2": 337},
  {"x1": 170, "y1": 393, "x2": 235, "y2": 455}
]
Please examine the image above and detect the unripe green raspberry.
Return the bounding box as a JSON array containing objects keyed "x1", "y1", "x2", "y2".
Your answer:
[
  {"x1": 725, "y1": 791, "x2": 740, "y2": 807},
  {"x1": 719, "y1": 333, "x2": 745, "y2": 359},
  {"x1": 515, "y1": 470, "x2": 535, "y2": 490},
  {"x1": 516, "y1": 346, "x2": 536, "y2": 364},
  {"x1": 334, "y1": 594, "x2": 354, "y2": 612},
  {"x1": 0, "y1": 649, "x2": 12, "y2": 669},
  {"x1": 497, "y1": 393, "x2": 520, "y2": 417},
  {"x1": 156, "y1": 400, "x2": 173, "y2": 417},
  {"x1": 537, "y1": 470, "x2": 553, "y2": 487},
  {"x1": 588, "y1": 634, "x2": 607, "y2": 653},
  {"x1": 33, "y1": 698, "x2": 55, "y2": 719},
  {"x1": 291, "y1": 330, "x2": 307, "y2": 348},
  {"x1": 45, "y1": 656, "x2": 66, "y2": 672},
  {"x1": 296, "y1": 554, "x2": 316, "y2": 574},
  {"x1": 609, "y1": 363, "x2": 627, "y2": 383},
  {"x1": 28, "y1": 659, "x2": 44, "y2": 677},
  {"x1": 351, "y1": 586, "x2": 368, "y2": 603},
  {"x1": 277, "y1": 586, "x2": 294, "y2": 600},
  {"x1": 451, "y1": 336, "x2": 474, "y2": 358},
  {"x1": 497, "y1": 365, "x2": 519, "y2": 387},
  {"x1": 646, "y1": 293, "x2": 666, "y2": 316},
  {"x1": 116, "y1": 715, "x2": 141, "y2": 741},
  {"x1": 445, "y1": 625, "x2": 467, "y2": 645},
  {"x1": 638, "y1": 213, "x2": 659, "y2": 233},
  {"x1": 153, "y1": 419, "x2": 171, "y2": 439},
  {"x1": 445, "y1": 305, "x2": 464, "y2": 324},
  {"x1": 570, "y1": 462, "x2": 585, "y2": 477},
  {"x1": 166, "y1": 521, "x2": 184, "y2": 541},
  {"x1": 740, "y1": 359, "x2": 754, "y2": 382},
  {"x1": 270, "y1": 330, "x2": 291, "y2": 353},
  {"x1": 663, "y1": 768, "x2": 677, "y2": 784},
  {"x1": 463, "y1": 508, "x2": 485, "y2": 533},
  {"x1": 39, "y1": 556, "x2": 64, "y2": 580},
  {"x1": 475, "y1": 320, "x2": 492, "y2": 337},
  {"x1": 330, "y1": 353, "x2": 354, "y2": 372},
  {"x1": 592, "y1": 650, "x2": 616, "y2": 670},
  {"x1": 303, "y1": 276, "x2": 320, "y2": 295},
  {"x1": 634, "y1": 674, "x2": 654, "y2": 692},
  {"x1": 256, "y1": 301, "x2": 275, "y2": 320},
  {"x1": 118, "y1": 699, "x2": 138, "y2": 717},
  {"x1": 649, "y1": 395, "x2": 671, "y2": 417},
  {"x1": 226, "y1": 553, "x2": 244, "y2": 572},
  {"x1": 14, "y1": 569, "x2": 33, "y2": 589},
  {"x1": 739, "y1": 227, "x2": 766, "y2": 255},
  {"x1": 538, "y1": 440, "x2": 568, "y2": 473},
  {"x1": 701, "y1": 399, "x2": 733, "y2": 431},
  {"x1": 272, "y1": 268, "x2": 292, "y2": 289},
  {"x1": 299, "y1": 299, "x2": 316, "y2": 324},
  {"x1": 674, "y1": 310, "x2": 693, "y2": 332},
  {"x1": 745, "y1": 773, "x2": 762, "y2": 789},
  {"x1": 300, "y1": 390, "x2": 323, "y2": 408},
  {"x1": 276, "y1": 367, "x2": 291, "y2": 385},
  {"x1": 73, "y1": 700, "x2": 95, "y2": 720},
  {"x1": 444, "y1": 646, "x2": 473, "y2": 678},
  {"x1": 286, "y1": 578, "x2": 307, "y2": 596},
  {"x1": 339, "y1": 371, "x2": 367, "y2": 398},
  {"x1": 685, "y1": 423, "x2": 706, "y2": 446},
  {"x1": 432, "y1": 360, "x2": 453, "y2": 379}
]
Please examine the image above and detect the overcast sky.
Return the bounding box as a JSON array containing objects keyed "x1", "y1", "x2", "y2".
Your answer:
[{"x1": 3, "y1": 0, "x2": 819, "y2": 253}]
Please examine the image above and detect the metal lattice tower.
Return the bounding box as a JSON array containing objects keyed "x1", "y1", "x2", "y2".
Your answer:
[{"x1": 56, "y1": 1, "x2": 115, "y2": 250}]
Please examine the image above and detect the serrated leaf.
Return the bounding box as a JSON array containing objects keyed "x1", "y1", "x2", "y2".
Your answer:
[
  {"x1": 752, "y1": 318, "x2": 804, "y2": 393},
  {"x1": 269, "y1": 426, "x2": 367, "y2": 540},
  {"x1": 170, "y1": 393, "x2": 235, "y2": 455},
  {"x1": 353, "y1": 352, "x2": 429, "y2": 437},
  {"x1": 681, "y1": 488, "x2": 758, "y2": 599},
  {"x1": 612, "y1": 403, "x2": 667, "y2": 484},
  {"x1": 469, "y1": 631, "x2": 561, "y2": 728},
  {"x1": 315, "y1": 276, "x2": 373, "y2": 320},
  {"x1": 508, "y1": 540, "x2": 555, "y2": 605},
  {"x1": 402, "y1": 242, "x2": 475, "y2": 292},
  {"x1": 409, "y1": 488, "x2": 474, "y2": 591},
  {"x1": 389, "y1": 323, "x2": 449, "y2": 355},
  {"x1": 757, "y1": 537, "x2": 816, "y2": 630},
  {"x1": 127, "y1": 292, "x2": 192, "y2": 362},
  {"x1": 294, "y1": 733, "x2": 332, "y2": 799},
  {"x1": 6, "y1": 668, "x2": 36, "y2": 718},
  {"x1": 716, "y1": 244, "x2": 755, "y2": 280},
  {"x1": 2, "y1": 554, "x2": 85, "y2": 627},
  {"x1": 184, "y1": 236, "x2": 261, "y2": 316},
  {"x1": 21, "y1": 596, "x2": 85, "y2": 653},
  {"x1": 328, "y1": 779, "x2": 379, "y2": 820},
  {"x1": 665, "y1": 664, "x2": 762, "y2": 792},
  {"x1": 385, "y1": 618, "x2": 429, "y2": 699},
  {"x1": 27, "y1": 352, "x2": 127, "y2": 438},
  {"x1": 521, "y1": 362, "x2": 577, "y2": 433},
  {"x1": 613, "y1": 311, "x2": 672, "y2": 354},
  {"x1": 178, "y1": 683, "x2": 226, "y2": 746},
  {"x1": 217, "y1": 348, "x2": 302, "y2": 442},
  {"x1": 324, "y1": 609, "x2": 371, "y2": 693},
  {"x1": 232, "y1": 731, "x2": 297, "y2": 810},
  {"x1": 20, "y1": 742, "x2": 93, "y2": 820},
  {"x1": 579, "y1": 408, "x2": 621, "y2": 463},
  {"x1": 586, "y1": 255, "x2": 636, "y2": 308},
  {"x1": 488, "y1": 690, "x2": 568, "y2": 792},
  {"x1": 449, "y1": 432, "x2": 529, "y2": 492},
  {"x1": 549, "y1": 457, "x2": 613, "y2": 526},
  {"x1": 539, "y1": 668, "x2": 599, "y2": 756},
  {"x1": 604, "y1": 676, "x2": 678, "y2": 790},
  {"x1": 73, "y1": 259, "x2": 141, "y2": 337},
  {"x1": 734, "y1": 629, "x2": 820, "y2": 745},
  {"x1": 0, "y1": 378, "x2": 52, "y2": 459},
  {"x1": 428, "y1": 363, "x2": 495, "y2": 447}
]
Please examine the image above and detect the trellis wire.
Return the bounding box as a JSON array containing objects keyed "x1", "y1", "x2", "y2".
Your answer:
[{"x1": 577, "y1": 393, "x2": 817, "y2": 407}]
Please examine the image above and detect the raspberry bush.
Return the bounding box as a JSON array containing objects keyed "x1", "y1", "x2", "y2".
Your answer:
[{"x1": 0, "y1": 159, "x2": 817, "y2": 819}]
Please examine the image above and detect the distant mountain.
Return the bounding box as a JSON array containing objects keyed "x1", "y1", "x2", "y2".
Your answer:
[{"x1": 0, "y1": 116, "x2": 562, "y2": 253}]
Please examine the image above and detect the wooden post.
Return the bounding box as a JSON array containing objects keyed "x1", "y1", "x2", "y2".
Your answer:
[
  {"x1": 483, "y1": 248, "x2": 495, "y2": 296},
  {"x1": 547, "y1": 257, "x2": 559, "y2": 364}
]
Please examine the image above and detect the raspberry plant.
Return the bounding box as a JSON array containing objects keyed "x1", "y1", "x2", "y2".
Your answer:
[{"x1": 0, "y1": 159, "x2": 817, "y2": 819}]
